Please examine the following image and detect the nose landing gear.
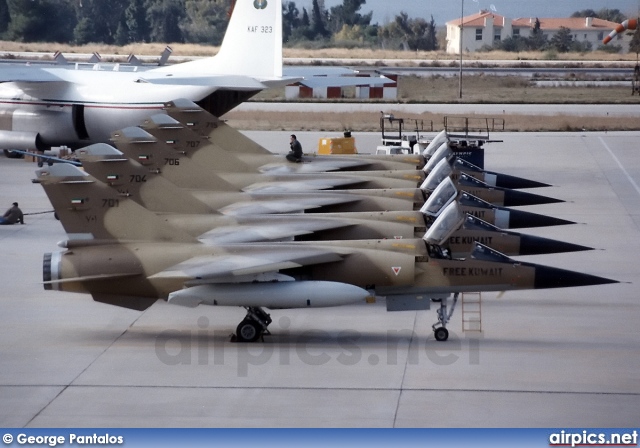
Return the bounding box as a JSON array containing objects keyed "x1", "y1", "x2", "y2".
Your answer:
[{"x1": 432, "y1": 293, "x2": 458, "y2": 341}]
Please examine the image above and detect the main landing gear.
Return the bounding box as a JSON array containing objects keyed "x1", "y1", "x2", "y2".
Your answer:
[
  {"x1": 432, "y1": 293, "x2": 459, "y2": 342},
  {"x1": 234, "y1": 307, "x2": 273, "y2": 342}
]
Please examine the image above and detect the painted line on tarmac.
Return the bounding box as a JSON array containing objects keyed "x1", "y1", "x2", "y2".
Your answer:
[{"x1": 599, "y1": 136, "x2": 640, "y2": 197}]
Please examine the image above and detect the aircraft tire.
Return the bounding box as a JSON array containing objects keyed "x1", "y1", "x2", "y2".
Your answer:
[
  {"x1": 434, "y1": 327, "x2": 449, "y2": 342},
  {"x1": 236, "y1": 319, "x2": 262, "y2": 342},
  {"x1": 3, "y1": 149, "x2": 23, "y2": 159}
]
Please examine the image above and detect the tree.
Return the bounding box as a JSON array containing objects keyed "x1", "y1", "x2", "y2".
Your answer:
[
  {"x1": 629, "y1": 27, "x2": 640, "y2": 55},
  {"x1": 0, "y1": 0, "x2": 9, "y2": 36},
  {"x1": 282, "y1": 1, "x2": 300, "y2": 42},
  {"x1": 146, "y1": 0, "x2": 186, "y2": 43},
  {"x1": 328, "y1": 0, "x2": 372, "y2": 33},
  {"x1": 570, "y1": 39, "x2": 592, "y2": 53},
  {"x1": 378, "y1": 12, "x2": 438, "y2": 51},
  {"x1": 125, "y1": 0, "x2": 150, "y2": 43},
  {"x1": 494, "y1": 35, "x2": 528, "y2": 52},
  {"x1": 6, "y1": 0, "x2": 75, "y2": 42},
  {"x1": 180, "y1": 0, "x2": 229, "y2": 44},
  {"x1": 572, "y1": 8, "x2": 626, "y2": 23},
  {"x1": 72, "y1": 0, "x2": 128, "y2": 44},
  {"x1": 310, "y1": 0, "x2": 329, "y2": 39},
  {"x1": 571, "y1": 9, "x2": 597, "y2": 18},
  {"x1": 549, "y1": 26, "x2": 572, "y2": 53},
  {"x1": 527, "y1": 18, "x2": 547, "y2": 51}
]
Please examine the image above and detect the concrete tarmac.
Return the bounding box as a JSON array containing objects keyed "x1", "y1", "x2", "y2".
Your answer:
[
  {"x1": 0, "y1": 131, "x2": 638, "y2": 427},
  {"x1": 235, "y1": 102, "x2": 640, "y2": 118}
]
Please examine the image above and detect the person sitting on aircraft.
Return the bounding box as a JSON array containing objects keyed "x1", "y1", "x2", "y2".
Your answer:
[
  {"x1": 0, "y1": 202, "x2": 24, "y2": 225},
  {"x1": 286, "y1": 134, "x2": 303, "y2": 163}
]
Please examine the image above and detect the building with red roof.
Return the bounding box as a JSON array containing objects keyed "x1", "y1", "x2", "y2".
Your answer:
[{"x1": 446, "y1": 10, "x2": 629, "y2": 54}]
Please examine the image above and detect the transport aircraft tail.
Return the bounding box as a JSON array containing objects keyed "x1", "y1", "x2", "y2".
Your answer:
[{"x1": 152, "y1": 0, "x2": 283, "y2": 80}]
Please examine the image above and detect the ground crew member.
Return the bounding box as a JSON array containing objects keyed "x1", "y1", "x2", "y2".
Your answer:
[
  {"x1": 0, "y1": 202, "x2": 24, "y2": 225},
  {"x1": 286, "y1": 134, "x2": 303, "y2": 163}
]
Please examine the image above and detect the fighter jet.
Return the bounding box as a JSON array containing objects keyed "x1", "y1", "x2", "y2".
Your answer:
[
  {"x1": 160, "y1": 99, "x2": 559, "y2": 196},
  {"x1": 37, "y1": 163, "x2": 617, "y2": 342},
  {"x1": 141, "y1": 109, "x2": 425, "y2": 174},
  {"x1": 423, "y1": 157, "x2": 563, "y2": 207},
  {"x1": 164, "y1": 98, "x2": 426, "y2": 170},
  {"x1": 422, "y1": 176, "x2": 574, "y2": 229},
  {"x1": 38, "y1": 163, "x2": 592, "y2": 258},
  {"x1": 424, "y1": 140, "x2": 552, "y2": 189},
  {"x1": 114, "y1": 123, "x2": 424, "y2": 191},
  {"x1": 75, "y1": 140, "x2": 572, "y2": 229},
  {"x1": 0, "y1": 0, "x2": 293, "y2": 153},
  {"x1": 107, "y1": 115, "x2": 561, "y2": 211},
  {"x1": 51, "y1": 148, "x2": 424, "y2": 217}
]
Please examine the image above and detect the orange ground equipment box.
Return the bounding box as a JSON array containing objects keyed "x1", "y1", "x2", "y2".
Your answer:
[{"x1": 317, "y1": 132, "x2": 357, "y2": 155}]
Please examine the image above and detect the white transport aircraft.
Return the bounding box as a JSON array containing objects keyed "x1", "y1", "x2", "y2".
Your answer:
[{"x1": 0, "y1": 0, "x2": 292, "y2": 153}]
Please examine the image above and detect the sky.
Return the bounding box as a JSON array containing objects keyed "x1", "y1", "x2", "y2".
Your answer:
[{"x1": 297, "y1": 0, "x2": 639, "y2": 25}]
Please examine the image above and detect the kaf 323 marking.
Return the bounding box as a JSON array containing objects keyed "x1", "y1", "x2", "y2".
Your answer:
[{"x1": 247, "y1": 25, "x2": 273, "y2": 33}]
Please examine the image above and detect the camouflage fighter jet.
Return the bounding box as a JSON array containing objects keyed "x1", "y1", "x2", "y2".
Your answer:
[
  {"x1": 76, "y1": 143, "x2": 573, "y2": 227},
  {"x1": 37, "y1": 164, "x2": 616, "y2": 342},
  {"x1": 39, "y1": 161, "x2": 591, "y2": 257}
]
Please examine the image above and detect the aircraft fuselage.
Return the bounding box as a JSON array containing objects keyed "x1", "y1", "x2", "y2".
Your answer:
[{"x1": 0, "y1": 70, "x2": 220, "y2": 149}]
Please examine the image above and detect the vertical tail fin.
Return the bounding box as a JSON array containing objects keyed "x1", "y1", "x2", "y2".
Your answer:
[
  {"x1": 164, "y1": 99, "x2": 271, "y2": 155},
  {"x1": 76, "y1": 143, "x2": 217, "y2": 215},
  {"x1": 151, "y1": 0, "x2": 283, "y2": 79},
  {"x1": 110, "y1": 126, "x2": 242, "y2": 190},
  {"x1": 35, "y1": 163, "x2": 197, "y2": 243}
]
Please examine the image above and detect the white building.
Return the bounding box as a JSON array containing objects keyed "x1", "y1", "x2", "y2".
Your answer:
[{"x1": 446, "y1": 10, "x2": 630, "y2": 54}]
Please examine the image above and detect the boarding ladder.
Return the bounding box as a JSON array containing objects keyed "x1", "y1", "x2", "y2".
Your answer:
[{"x1": 461, "y1": 292, "x2": 482, "y2": 333}]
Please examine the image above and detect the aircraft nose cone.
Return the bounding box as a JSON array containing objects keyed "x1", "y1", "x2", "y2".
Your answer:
[
  {"x1": 533, "y1": 265, "x2": 619, "y2": 289},
  {"x1": 518, "y1": 235, "x2": 593, "y2": 255},
  {"x1": 502, "y1": 189, "x2": 564, "y2": 207},
  {"x1": 508, "y1": 210, "x2": 575, "y2": 228},
  {"x1": 494, "y1": 174, "x2": 551, "y2": 189}
]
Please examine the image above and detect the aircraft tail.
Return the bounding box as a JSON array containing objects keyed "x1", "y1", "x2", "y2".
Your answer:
[
  {"x1": 152, "y1": 0, "x2": 283, "y2": 80},
  {"x1": 34, "y1": 163, "x2": 197, "y2": 244},
  {"x1": 110, "y1": 125, "x2": 249, "y2": 190},
  {"x1": 75, "y1": 143, "x2": 218, "y2": 215},
  {"x1": 164, "y1": 99, "x2": 271, "y2": 155}
]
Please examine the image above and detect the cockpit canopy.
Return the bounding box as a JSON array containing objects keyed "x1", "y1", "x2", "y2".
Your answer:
[
  {"x1": 420, "y1": 177, "x2": 457, "y2": 217},
  {"x1": 421, "y1": 157, "x2": 453, "y2": 192},
  {"x1": 423, "y1": 142, "x2": 452, "y2": 173},
  {"x1": 423, "y1": 201, "x2": 465, "y2": 246}
]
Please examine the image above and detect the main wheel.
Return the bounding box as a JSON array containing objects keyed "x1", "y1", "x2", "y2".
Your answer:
[
  {"x1": 4, "y1": 149, "x2": 23, "y2": 159},
  {"x1": 236, "y1": 319, "x2": 262, "y2": 342},
  {"x1": 434, "y1": 327, "x2": 449, "y2": 342}
]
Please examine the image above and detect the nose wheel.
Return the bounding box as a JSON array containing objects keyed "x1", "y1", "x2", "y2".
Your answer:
[
  {"x1": 431, "y1": 293, "x2": 458, "y2": 342},
  {"x1": 434, "y1": 326, "x2": 449, "y2": 342},
  {"x1": 234, "y1": 307, "x2": 272, "y2": 342}
]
